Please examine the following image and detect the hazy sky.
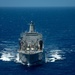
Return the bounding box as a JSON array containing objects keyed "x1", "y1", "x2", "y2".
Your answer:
[{"x1": 0, "y1": 0, "x2": 75, "y2": 7}]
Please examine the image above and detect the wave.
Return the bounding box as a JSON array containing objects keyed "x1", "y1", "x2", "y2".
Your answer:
[
  {"x1": 0, "y1": 40, "x2": 21, "y2": 63},
  {"x1": 1, "y1": 40, "x2": 17, "y2": 45},
  {"x1": 0, "y1": 49, "x2": 21, "y2": 64},
  {"x1": 0, "y1": 52, "x2": 14, "y2": 61},
  {"x1": 44, "y1": 44, "x2": 66, "y2": 63}
]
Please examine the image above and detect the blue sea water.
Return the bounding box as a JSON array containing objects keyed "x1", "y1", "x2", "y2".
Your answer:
[{"x1": 0, "y1": 7, "x2": 75, "y2": 75}]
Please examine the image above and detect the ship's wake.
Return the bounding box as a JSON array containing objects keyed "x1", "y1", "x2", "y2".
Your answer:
[
  {"x1": 0, "y1": 41, "x2": 21, "y2": 63},
  {"x1": 0, "y1": 51, "x2": 20, "y2": 62},
  {"x1": 45, "y1": 49, "x2": 65, "y2": 63},
  {"x1": 44, "y1": 45, "x2": 66, "y2": 63},
  {"x1": 0, "y1": 41, "x2": 71, "y2": 64}
]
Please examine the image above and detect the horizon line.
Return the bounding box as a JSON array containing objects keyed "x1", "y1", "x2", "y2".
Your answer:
[{"x1": 0, "y1": 6, "x2": 75, "y2": 8}]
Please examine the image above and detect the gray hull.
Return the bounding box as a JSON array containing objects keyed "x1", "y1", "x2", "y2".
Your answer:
[
  {"x1": 18, "y1": 21, "x2": 44, "y2": 66},
  {"x1": 19, "y1": 52, "x2": 43, "y2": 66}
]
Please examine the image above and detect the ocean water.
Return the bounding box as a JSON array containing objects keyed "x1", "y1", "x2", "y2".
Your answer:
[{"x1": 0, "y1": 7, "x2": 75, "y2": 75}]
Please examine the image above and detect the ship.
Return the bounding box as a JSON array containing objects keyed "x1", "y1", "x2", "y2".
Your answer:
[{"x1": 18, "y1": 21, "x2": 44, "y2": 66}]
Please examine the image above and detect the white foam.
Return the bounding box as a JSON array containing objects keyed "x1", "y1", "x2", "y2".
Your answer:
[
  {"x1": 45, "y1": 49, "x2": 65, "y2": 63},
  {"x1": 0, "y1": 51, "x2": 21, "y2": 63},
  {"x1": 51, "y1": 53, "x2": 62, "y2": 60},
  {"x1": 0, "y1": 40, "x2": 22, "y2": 64},
  {"x1": 0, "y1": 52, "x2": 14, "y2": 61},
  {"x1": 15, "y1": 53, "x2": 21, "y2": 63}
]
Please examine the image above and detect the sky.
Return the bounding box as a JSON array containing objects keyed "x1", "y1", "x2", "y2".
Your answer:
[{"x1": 0, "y1": 0, "x2": 75, "y2": 7}]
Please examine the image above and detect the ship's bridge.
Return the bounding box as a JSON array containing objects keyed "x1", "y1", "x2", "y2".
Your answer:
[{"x1": 19, "y1": 21, "x2": 43, "y2": 52}]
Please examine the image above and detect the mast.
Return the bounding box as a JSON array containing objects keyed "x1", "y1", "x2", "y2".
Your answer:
[{"x1": 29, "y1": 21, "x2": 35, "y2": 33}]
